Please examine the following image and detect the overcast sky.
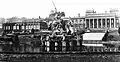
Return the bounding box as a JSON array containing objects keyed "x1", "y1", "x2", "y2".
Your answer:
[{"x1": 0, "y1": 0, "x2": 120, "y2": 18}]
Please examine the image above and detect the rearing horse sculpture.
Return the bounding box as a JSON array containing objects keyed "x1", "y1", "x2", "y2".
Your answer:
[{"x1": 49, "y1": 19, "x2": 74, "y2": 35}]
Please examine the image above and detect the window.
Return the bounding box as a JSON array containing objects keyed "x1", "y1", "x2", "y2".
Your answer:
[
  {"x1": 17, "y1": 25, "x2": 19, "y2": 30},
  {"x1": 13, "y1": 26, "x2": 16, "y2": 30},
  {"x1": 29, "y1": 25, "x2": 31, "y2": 29},
  {"x1": 111, "y1": 18, "x2": 114, "y2": 28},
  {"x1": 116, "y1": 19, "x2": 119, "y2": 28},
  {"x1": 6, "y1": 26, "x2": 8, "y2": 30},
  {"x1": 31, "y1": 24, "x2": 34, "y2": 29},
  {"x1": 22, "y1": 25, "x2": 24, "y2": 30},
  {"x1": 36, "y1": 23, "x2": 40, "y2": 29},
  {"x1": 33, "y1": 24, "x2": 35, "y2": 29},
  {"x1": 26, "y1": 25, "x2": 28, "y2": 29},
  {"x1": 35, "y1": 24, "x2": 37, "y2": 29},
  {"x1": 80, "y1": 20, "x2": 82, "y2": 23},
  {"x1": 76, "y1": 19, "x2": 78, "y2": 23},
  {"x1": 77, "y1": 19, "x2": 79, "y2": 23},
  {"x1": 73, "y1": 20, "x2": 76, "y2": 23},
  {"x1": 4, "y1": 26, "x2": 6, "y2": 30},
  {"x1": 7, "y1": 26, "x2": 10, "y2": 30},
  {"x1": 5, "y1": 26, "x2": 7, "y2": 30}
]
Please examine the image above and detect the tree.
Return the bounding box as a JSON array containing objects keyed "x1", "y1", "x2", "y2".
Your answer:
[
  {"x1": 7, "y1": 17, "x2": 19, "y2": 23},
  {"x1": 102, "y1": 30, "x2": 109, "y2": 41},
  {"x1": 21, "y1": 17, "x2": 27, "y2": 22},
  {"x1": 0, "y1": 18, "x2": 5, "y2": 24},
  {"x1": 107, "y1": 35, "x2": 115, "y2": 41},
  {"x1": 39, "y1": 16, "x2": 41, "y2": 19},
  {"x1": 60, "y1": 12, "x2": 65, "y2": 17}
]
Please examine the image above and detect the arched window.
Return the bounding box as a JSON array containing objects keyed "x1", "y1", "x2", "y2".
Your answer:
[
  {"x1": 111, "y1": 18, "x2": 114, "y2": 28},
  {"x1": 13, "y1": 25, "x2": 16, "y2": 30},
  {"x1": 22, "y1": 25, "x2": 24, "y2": 30},
  {"x1": 116, "y1": 19, "x2": 119, "y2": 28},
  {"x1": 17, "y1": 25, "x2": 19, "y2": 30},
  {"x1": 29, "y1": 25, "x2": 31, "y2": 29}
]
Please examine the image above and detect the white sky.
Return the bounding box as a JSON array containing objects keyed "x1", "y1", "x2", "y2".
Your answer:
[{"x1": 0, "y1": 0, "x2": 120, "y2": 18}]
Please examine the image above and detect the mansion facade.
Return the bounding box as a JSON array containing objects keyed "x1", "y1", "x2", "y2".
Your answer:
[{"x1": 71, "y1": 9, "x2": 120, "y2": 31}]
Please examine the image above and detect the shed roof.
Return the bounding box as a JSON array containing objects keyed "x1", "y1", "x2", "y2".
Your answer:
[{"x1": 83, "y1": 33, "x2": 105, "y2": 40}]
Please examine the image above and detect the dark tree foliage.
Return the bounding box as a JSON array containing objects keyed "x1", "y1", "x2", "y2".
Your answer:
[
  {"x1": 48, "y1": 23, "x2": 52, "y2": 30},
  {"x1": 60, "y1": 19, "x2": 67, "y2": 31},
  {"x1": 60, "y1": 12, "x2": 65, "y2": 17},
  {"x1": 103, "y1": 44, "x2": 115, "y2": 48},
  {"x1": 118, "y1": 27, "x2": 120, "y2": 35},
  {"x1": 107, "y1": 35, "x2": 115, "y2": 41},
  {"x1": 102, "y1": 30, "x2": 109, "y2": 41}
]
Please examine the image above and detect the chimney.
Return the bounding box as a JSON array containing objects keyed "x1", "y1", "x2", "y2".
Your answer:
[
  {"x1": 78, "y1": 13, "x2": 80, "y2": 17},
  {"x1": 105, "y1": 11, "x2": 107, "y2": 13},
  {"x1": 39, "y1": 16, "x2": 41, "y2": 19}
]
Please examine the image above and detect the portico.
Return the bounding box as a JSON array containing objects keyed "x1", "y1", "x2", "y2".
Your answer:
[{"x1": 85, "y1": 17, "x2": 116, "y2": 30}]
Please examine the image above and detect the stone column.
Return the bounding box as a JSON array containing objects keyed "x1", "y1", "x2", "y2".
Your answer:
[
  {"x1": 24, "y1": 23, "x2": 26, "y2": 30},
  {"x1": 28, "y1": 25, "x2": 29, "y2": 29},
  {"x1": 85, "y1": 19, "x2": 86, "y2": 28},
  {"x1": 19, "y1": 24, "x2": 21, "y2": 30},
  {"x1": 4, "y1": 26, "x2": 6, "y2": 30},
  {"x1": 30, "y1": 25, "x2": 31, "y2": 29},
  {"x1": 114, "y1": 18, "x2": 116, "y2": 28},
  {"x1": 10, "y1": 26, "x2": 13, "y2": 30},
  {"x1": 101, "y1": 18, "x2": 103, "y2": 28},
  {"x1": 110, "y1": 18, "x2": 111, "y2": 28},
  {"x1": 89, "y1": 19, "x2": 90, "y2": 28},
  {"x1": 32, "y1": 22, "x2": 35, "y2": 29},
  {"x1": 97, "y1": 19, "x2": 99, "y2": 28},
  {"x1": 26, "y1": 24, "x2": 28, "y2": 29},
  {"x1": 93, "y1": 19, "x2": 94, "y2": 28},
  {"x1": 105, "y1": 18, "x2": 107, "y2": 28},
  {"x1": 32, "y1": 23, "x2": 34, "y2": 29},
  {"x1": 16, "y1": 25, "x2": 17, "y2": 30}
]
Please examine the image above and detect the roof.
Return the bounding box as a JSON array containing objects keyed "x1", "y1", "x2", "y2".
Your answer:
[
  {"x1": 83, "y1": 33, "x2": 105, "y2": 40},
  {"x1": 86, "y1": 13, "x2": 116, "y2": 17},
  {"x1": 82, "y1": 44, "x2": 103, "y2": 47}
]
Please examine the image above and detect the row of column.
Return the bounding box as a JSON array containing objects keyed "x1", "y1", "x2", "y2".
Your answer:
[{"x1": 85, "y1": 18, "x2": 116, "y2": 28}]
